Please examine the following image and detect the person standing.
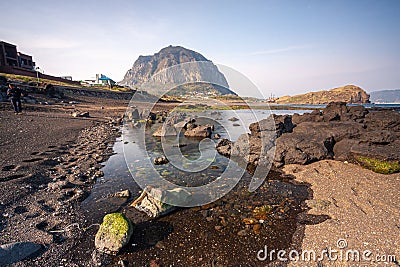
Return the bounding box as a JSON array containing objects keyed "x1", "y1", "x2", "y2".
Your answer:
[{"x1": 7, "y1": 83, "x2": 24, "y2": 114}]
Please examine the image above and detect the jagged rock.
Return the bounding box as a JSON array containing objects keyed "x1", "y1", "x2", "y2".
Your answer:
[
  {"x1": 154, "y1": 156, "x2": 169, "y2": 165},
  {"x1": 126, "y1": 108, "x2": 140, "y2": 121},
  {"x1": 119, "y1": 46, "x2": 235, "y2": 96},
  {"x1": 292, "y1": 110, "x2": 323, "y2": 124},
  {"x1": 130, "y1": 187, "x2": 191, "y2": 218},
  {"x1": 0, "y1": 242, "x2": 42, "y2": 265},
  {"x1": 173, "y1": 143, "x2": 187, "y2": 148},
  {"x1": 165, "y1": 112, "x2": 187, "y2": 125},
  {"x1": 216, "y1": 102, "x2": 400, "y2": 173},
  {"x1": 95, "y1": 213, "x2": 134, "y2": 254},
  {"x1": 231, "y1": 132, "x2": 275, "y2": 167},
  {"x1": 174, "y1": 120, "x2": 187, "y2": 131},
  {"x1": 186, "y1": 122, "x2": 197, "y2": 130},
  {"x1": 205, "y1": 123, "x2": 215, "y2": 131},
  {"x1": 173, "y1": 117, "x2": 195, "y2": 131},
  {"x1": 148, "y1": 112, "x2": 156, "y2": 121},
  {"x1": 250, "y1": 115, "x2": 292, "y2": 138},
  {"x1": 273, "y1": 115, "x2": 295, "y2": 136},
  {"x1": 184, "y1": 125, "x2": 212, "y2": 138},
  {"x1": 153, "y1": 122, "x2": 177, "y2": 137},
  {"x1": 228, "y1": 117, "x2": 239, "y2": 122},
  {"x1": 72, "y1": 111, "x2": 90, "y2": 118},
  {"x1": 139, "y1": 110, "x2": 156, "y2": 121},
  {"x1": 274, "y1": 133, "x2": 334, "y2": 166},
  {"x1": 344, "y1": 105, "x2": 369, "y2": 121},
  {"x1": 322, "y1": 102, "x2": 348, "y2": 121},
  {"x1": 216, "y1": 139, "x2": 232, "y2": 157},
  {"x1": 364, "y1": 110, "x2": 400, "y2": 131},
  {"x1": 349, "y1": 140, "x2": 400, "y2": 162}
]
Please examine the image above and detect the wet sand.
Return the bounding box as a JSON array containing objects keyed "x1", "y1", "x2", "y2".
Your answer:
[{"x1": 0, "y1": 94, "x2": 127, "y2": 265}]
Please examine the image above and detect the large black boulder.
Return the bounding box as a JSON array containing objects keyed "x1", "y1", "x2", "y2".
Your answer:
[{"x1": 216, "y1": 102, "x2": 400, "y2": 171}]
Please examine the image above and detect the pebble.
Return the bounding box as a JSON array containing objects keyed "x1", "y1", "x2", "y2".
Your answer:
[
  {"x1": 219, "y1": 216, "x2": 228, "y2": 227},
  {"x1": 237, "y1": 230, "x2": 247, "y2": 236},
  {"x1": 206, "y1": 217, "x2": 213, "y2": 222},
  {"x1": 253, "y1": 224, "x2": 261, "y2": 235},
  {"x1": 155, "y1": 241, "x2": 165, "y2": 249}
]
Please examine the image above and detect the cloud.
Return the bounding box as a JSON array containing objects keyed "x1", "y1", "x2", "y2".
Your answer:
[{"x1": 249, "y1": 45, "x2": 310, "y2": 56}]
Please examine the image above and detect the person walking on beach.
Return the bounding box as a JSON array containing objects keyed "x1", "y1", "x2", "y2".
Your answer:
[{"x1": 7, "y1": 83, "x2": 24, "y2": 114}]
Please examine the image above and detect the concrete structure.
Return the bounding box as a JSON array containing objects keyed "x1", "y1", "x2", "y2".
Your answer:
[
  {"x1": 96, "y1": 74, "x2": 116, "y2": 86},
  {"x1": 0, "y1": 41, "x2": 79, "y2": 85},
  {"x1": 0, "y1": 41, "x2": 19, "y2": 67},
  {"x1": 17, "y1": 52, "x2": 35, "y2": 70},
  {"x1": 82, "y1": 74, "x2": 115, "y2": 87},
  {"x1": 0, "y1": 41, "x2": 35, "y2": 70},
  {"x1": 60, "y1": 76, "x2": 73, "y2": 81}
]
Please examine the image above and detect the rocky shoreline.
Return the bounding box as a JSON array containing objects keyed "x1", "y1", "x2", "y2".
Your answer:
[
  {"x1": 217, "y1": 102, "x2": 400, "y2": 174},
  {"x1": 1, "y1": 95, "x2": 399, "y2": 266}
]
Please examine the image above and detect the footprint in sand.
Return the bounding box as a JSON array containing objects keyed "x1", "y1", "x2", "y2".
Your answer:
[
  {"x1": 35, "y1": 221, "x2": 49, "y2": 231},
  {"x1": 22, "y1": 158, "x2": 44, "y2": 163},
  {"x1": 0, "y1": 174, "x2": 25, "y2": 182},
  {"x1": 14, "y1": 206, "x2": 28, "y2": 214},
  {"x1": 1, "y1": 165, "x2": 16, "y2": 171},
  {"x1": 37, "y1": 201, "x2": 55, "y2": 213}
]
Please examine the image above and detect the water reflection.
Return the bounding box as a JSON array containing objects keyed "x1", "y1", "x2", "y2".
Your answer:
[{"x1": 81, "y1": 109, "x2": 312, "y2": 218}]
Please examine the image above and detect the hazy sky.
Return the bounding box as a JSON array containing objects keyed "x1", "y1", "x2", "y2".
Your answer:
[{"x1": 1, "y1": 0, "x2": 399, "y2": 97}]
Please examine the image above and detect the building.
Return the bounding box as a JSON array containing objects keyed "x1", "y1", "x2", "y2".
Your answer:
[
  {"x1": 96, "y1": 74, "x2": 116, "y2": 87},
  {"x1": 0, "y1": 40, "x2": 79, "y2": 85},
  {"x1": 0, "y1": 41, "x2": 19, "y2": 67},
  {"x1": 82, "y1": 74, "x2": 115, "y2": 87},
  {"x1": 0, "y1": 41, "x2": 35, "y2": 70},
  {"x1": 60, "y1": 76, "x2": 73, "y2": 81},
  {"x1": 17, "y1": 52, "x2": 35, "y2": 70}
]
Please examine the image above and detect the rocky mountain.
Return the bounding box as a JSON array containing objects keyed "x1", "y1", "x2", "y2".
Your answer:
[
  {"x1": 276, "y1": 85, "x2": 370, "y2": 104},
  {"x1": 120, "y1": 45, "x2": 235, "y2": 96},
  {"x1": 369, "y1": 89, "x2": 400, "y2": 103}
]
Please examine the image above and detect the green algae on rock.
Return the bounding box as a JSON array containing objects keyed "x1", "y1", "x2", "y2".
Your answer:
[
  {"x1": 95, "y1": 213, "x2": 134, "y2": 254},
  {"x1": 357, "y1": 156, "x2": 400, "y2": 174}
]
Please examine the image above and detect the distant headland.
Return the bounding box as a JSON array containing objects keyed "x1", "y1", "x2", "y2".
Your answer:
[{"x1": 275, "y1": 85, "x2": 370, "y2": 104}]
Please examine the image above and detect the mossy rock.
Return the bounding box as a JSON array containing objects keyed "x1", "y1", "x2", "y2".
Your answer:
[
  {"x1": 357, "y1": 156, "x2": 400, "y2": 174},
  {"x1": 95, "y1": 213, "x2": 134, "y2": 254}
]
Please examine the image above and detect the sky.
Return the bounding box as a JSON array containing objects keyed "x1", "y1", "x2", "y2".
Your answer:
[{"x1": 1, "y1": 0, "x2": 399, "y2": 97}]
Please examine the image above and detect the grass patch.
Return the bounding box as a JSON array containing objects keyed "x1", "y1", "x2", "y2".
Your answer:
[
  {"x1": 357, "y1": 156, "x2": 400, "y2": 174},
  {"x1": 1, "y1": 73, "x2": 81, "y2": 87}
]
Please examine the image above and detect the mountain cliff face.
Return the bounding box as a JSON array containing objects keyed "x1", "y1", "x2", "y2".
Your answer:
[
  {"x1": 120, "y1": 45, "x2": 234, "y2": 96},
  {"x1": 276, "y1": 85, "x2": 370, "y2": 104}
]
